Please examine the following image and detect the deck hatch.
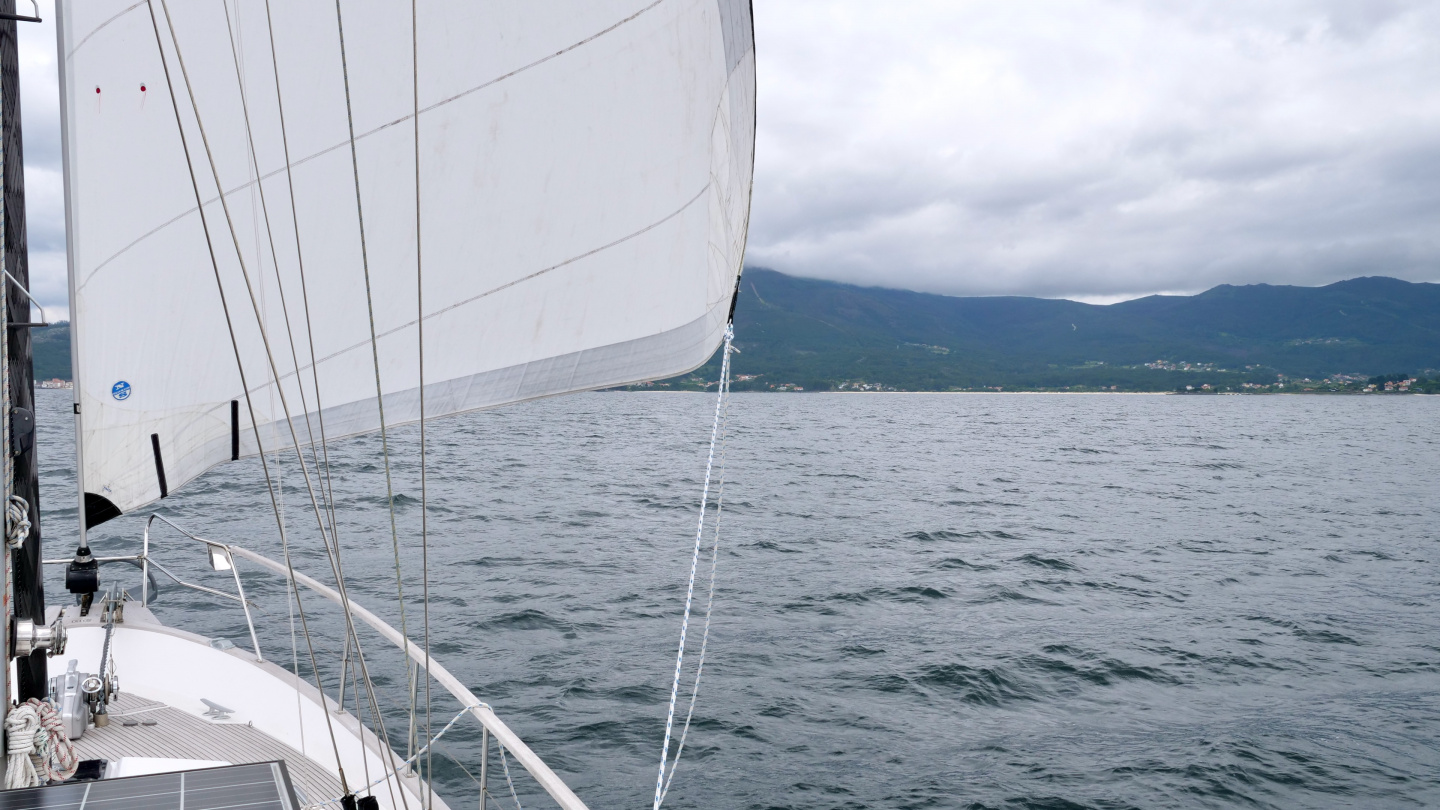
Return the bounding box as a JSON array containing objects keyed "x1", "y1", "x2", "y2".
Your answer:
[{"x1": 0, "y1": 760, "x2": 298, "y2": 810}]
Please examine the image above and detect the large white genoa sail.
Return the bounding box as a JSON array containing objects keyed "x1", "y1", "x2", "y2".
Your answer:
[{"x1": 58, "y1": 0, "x2": 755, "y2": 525}]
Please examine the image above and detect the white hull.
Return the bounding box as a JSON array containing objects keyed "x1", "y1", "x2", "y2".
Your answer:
[{"x1": 51, "y1": 602, "x2": 447, "y2": 810}]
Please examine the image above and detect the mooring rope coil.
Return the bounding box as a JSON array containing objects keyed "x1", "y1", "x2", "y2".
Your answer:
[
  {"x1": 5, "y1": 698, "x2": 80, "y2": 788},
  {"x1": 653, "y1": 324, "x2": 735, "y2": 810},
  {"x1": 6, "y1": 493, "x2": 30, "y2": 549}
]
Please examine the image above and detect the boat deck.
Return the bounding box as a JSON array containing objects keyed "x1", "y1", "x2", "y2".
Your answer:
[{"x1": 72, "y1": 691, "x2": 344, "y2": 807}]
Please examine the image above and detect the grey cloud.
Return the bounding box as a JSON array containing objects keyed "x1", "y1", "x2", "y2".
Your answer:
[
  {"x1": 16, "y1": 2, "x2": 65, "y2": 312},
  {"x1": 748, "y1": 0, "x2": 1440, "y2": 300},
  {"x1": 10, "y1": 1, "x2": 1440, "y2": 313}
]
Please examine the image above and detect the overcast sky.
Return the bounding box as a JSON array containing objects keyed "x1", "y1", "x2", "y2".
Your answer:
[{"x1": 15, "y1": 0, "x2": 1440, "y2": 313}]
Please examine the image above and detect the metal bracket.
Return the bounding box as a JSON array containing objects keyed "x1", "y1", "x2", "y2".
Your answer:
[{"x1": 0, "y1": 1, "x2": 41, "y2": 22}]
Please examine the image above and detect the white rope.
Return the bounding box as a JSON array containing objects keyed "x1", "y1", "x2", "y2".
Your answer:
[
  {"x1": 657, "y1": 345, "x2": 732, "y2": 806},
  {"x1": 6, "y1": 493, "x2": 30, "y2": 549},
  {"x1": 653, "y1": 325, "x2": 735, "y2": 810},
  {"x1": 5, "y1": 698, "x2": 79, "y2": 787},
  {"x1": 499, "y1": 742, "x2": 523, "y2": 810}
]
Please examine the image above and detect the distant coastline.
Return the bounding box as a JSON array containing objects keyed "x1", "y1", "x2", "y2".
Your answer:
[
  {"x1": 34, "y1": 268, "x2": 1440, "y2": 395},
  {"x1": 606, "y1": 388, "x2": 1434, "y2": 396},
  {"x1": 630, "y1": 269, "x2": 1440, "y2": 395}
]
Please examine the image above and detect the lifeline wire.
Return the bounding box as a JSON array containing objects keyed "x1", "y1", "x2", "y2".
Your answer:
[{"x1": 654, "y1": 325, "x2": 735, "y2": 810}]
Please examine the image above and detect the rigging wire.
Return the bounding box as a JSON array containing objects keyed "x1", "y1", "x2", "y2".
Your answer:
[
  {"x1": 248, "y1": 4, "x2": 397, "y2": 791},
  {"x1": 257, "y1": 0, "x2": 345, "y2": 592},
  {"x1": 155, "y1": 3, "x2": 408, "y2": 803},
  {"x1": 411, "y1": 0, "x2": 436, "y2": 806},
  {"x1": 328, "y1": 4, "x2": 422, "y2": 805},
  {"x1": 653, "y1": 325, "x2": 736, "y2": 810},
  {"x1": 218, "y1": 0, "x2": 333, "y2": 540},
  {"x1": 152, "y1": 5, "x2": 410, "y2": 803},
  {"x1": 213, "y1": 0, "x2": 334, "y2": 767},
  {"x1": 307, "y1": 702, "x2": 486, "y2": 808},
  {"x1": 142, "y1": 0, "x2": 350, "y2": 790}
]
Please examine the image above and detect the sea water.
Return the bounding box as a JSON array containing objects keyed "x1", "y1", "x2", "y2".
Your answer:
[{"x1": 33, "y1": 390, "x2": 1440, "y2": 808}]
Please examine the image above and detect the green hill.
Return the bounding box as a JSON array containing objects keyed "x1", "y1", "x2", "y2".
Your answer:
[
  {"x1": 666, "y1": 269, "x2": 1440, "y2": 392},
  {"x1": 31, "y1": 322, "x2": 71, "y2": 382}
]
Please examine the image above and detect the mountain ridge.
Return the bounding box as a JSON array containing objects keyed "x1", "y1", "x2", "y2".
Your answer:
[
  {"x1": 681, "y1": 269, "x2": 1440, "y2": 391},
  {"x1": 26, "y1": 271, "x2": 1440, "y2": 392}
]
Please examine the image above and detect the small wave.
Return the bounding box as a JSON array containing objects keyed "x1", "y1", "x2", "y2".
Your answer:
[
  {"x1": 1014, "y1": 553, "x2": 1079, "y2": 571},
  {"x1": 471, "y1": 608, "x2": 571, "y2": 633},
  {"x1": 1021, "y1": 651, "x2": 1182, "y2": 687},
  {"x1": 914, "y1": 663, "x2": 1036, "y2": 706},
  {"x1": 973, "y1": 587, "x2": 1054, "y2": 605},
  {"x1": 1293, "y1": 628, "x2": 1360, "y2": 645},
  {"x1": 937, "y1": 557, "x2": 998, "y2": 571},
  {"x1": 634, "y1": 496, "x2": 690, "y2": 511},
  {"x1": 1349, "y1": 549, "x2": 1395, "y2": 560},
  {"x1": 905, "y1": 530, "x2": 968, "y2": 542},
  {"x1": 826, "y1": 587, "x2": 949, "y2": 604},
  {"x1": 749, "y1": 540, "x2": 801, "y2": 553},
  {"x1": 899, "y1": 586, "x2": 949, "y2": 600}
]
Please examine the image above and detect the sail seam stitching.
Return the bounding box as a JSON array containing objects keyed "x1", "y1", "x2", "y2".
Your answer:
[{"x1": 225, "y1": 181, "x2": 709, "y2": 399}]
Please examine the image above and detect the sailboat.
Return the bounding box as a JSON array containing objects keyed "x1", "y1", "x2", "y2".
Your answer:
[{"x1": 0, "y1": 1, "x2": 754, "y2": 807}]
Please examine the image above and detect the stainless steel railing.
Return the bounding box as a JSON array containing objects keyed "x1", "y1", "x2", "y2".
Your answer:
[
  {"x1": 44, "y1": 514, "x2": 589, "y2": 810},
  {"x1": 43, "y1": 514, "x2": 264, "y2": 661}
]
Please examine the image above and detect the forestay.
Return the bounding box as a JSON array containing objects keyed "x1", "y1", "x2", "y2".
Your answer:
[{"x1": 58, "y1": 0, "x2": 755, "y2": 525}]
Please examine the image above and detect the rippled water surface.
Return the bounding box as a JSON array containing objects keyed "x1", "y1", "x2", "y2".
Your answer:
[{"x1": 32, "y1": 390, "x2": 1440, "y2": 808}]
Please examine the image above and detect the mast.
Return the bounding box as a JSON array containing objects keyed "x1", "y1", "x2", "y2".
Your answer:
[{"x1": 1, "y1": 0, "x2": 45, "y2": 700}]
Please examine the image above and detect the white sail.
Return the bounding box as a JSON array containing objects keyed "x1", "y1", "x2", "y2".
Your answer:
[{"x1": 58, "y1": 0, "x2": 755, "y2": 525}]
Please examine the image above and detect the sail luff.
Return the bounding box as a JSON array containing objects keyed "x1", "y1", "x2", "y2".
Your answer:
[{"x1": 55, "y1": 3, "x2": 94, "y2": 539}]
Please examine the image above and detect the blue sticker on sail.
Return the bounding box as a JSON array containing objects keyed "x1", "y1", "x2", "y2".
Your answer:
[{"x1": 111, "y1": 381, "x2": 131, "y2": 401}]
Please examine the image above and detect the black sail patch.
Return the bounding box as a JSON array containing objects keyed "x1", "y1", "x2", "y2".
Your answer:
[
  {"x1": 151, "y1": 433, "x2": 168, "y2": 498},
  {"x1": 83, "y1": 493, "x2": 122, "y2": 529}
]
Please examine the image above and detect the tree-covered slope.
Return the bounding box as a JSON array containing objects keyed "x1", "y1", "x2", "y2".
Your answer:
[
  {"x1": 31, "y1": 322, "x2": 71, "y2": 382},
  {"x1": 679, "y1": 270, "x2": 1440, "y2": 390}
]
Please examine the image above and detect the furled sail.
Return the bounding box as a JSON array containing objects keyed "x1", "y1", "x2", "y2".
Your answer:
[{"x1": 58, "y1": 0, "x2": 755, "y2": 526}]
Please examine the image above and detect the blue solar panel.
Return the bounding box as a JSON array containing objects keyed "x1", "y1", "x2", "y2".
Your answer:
[{"x1": 0, "y1": 761, "x2": 298, "y2": 810}]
